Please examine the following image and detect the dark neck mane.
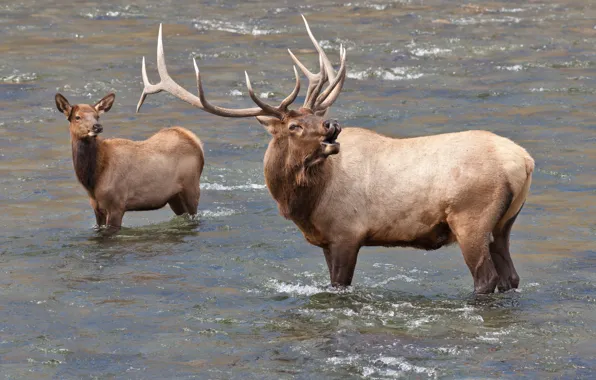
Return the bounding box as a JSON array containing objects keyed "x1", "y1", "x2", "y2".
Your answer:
[
  {"x1": 264, "y1": 139, "x2": 331, "y2": 232},
  {"x1": 71, "y1": 136, "x2": 102, "y2": 193}
]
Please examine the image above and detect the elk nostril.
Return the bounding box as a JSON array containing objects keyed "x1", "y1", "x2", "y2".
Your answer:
[{"x1": 323, "y1": 120, "x2": 331, "y2": 129}]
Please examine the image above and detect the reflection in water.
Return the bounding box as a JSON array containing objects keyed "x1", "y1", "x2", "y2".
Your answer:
[{"x1": 0, "y1": 0, "x2": 594, "y2": 378}]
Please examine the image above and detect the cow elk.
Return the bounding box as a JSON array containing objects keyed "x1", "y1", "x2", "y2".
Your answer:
[
  {"x1": 136, "y1": 19, "x2": 534, "y2": 294},
  {"x1": 55, "y1": 93, "x2": 204, "y2": 235}
]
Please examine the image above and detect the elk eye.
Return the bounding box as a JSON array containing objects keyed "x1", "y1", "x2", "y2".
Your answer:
[
  {"x1": 289, "y1": 124, "x2": 301, "y2": 131},
  {"x1": 75, "y1": 116, "x2": 81, "y2": 120}
]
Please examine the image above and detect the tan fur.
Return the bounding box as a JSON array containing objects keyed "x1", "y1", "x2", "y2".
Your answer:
[
  {"x1": 55, "y1": 93, "x2": 204, "y2": 235},
  {"x1": 261, "y1": 113, "x2": 534, "y2": 294}
]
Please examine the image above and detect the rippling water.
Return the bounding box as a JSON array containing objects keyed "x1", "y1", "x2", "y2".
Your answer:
[{"x1": 1, "y1": 0, "x2": 594, "y2": 378}]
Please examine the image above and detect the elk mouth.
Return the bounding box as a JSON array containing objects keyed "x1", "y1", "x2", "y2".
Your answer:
[{"x1": 321, "y1": 123, "x2": 341, "y2": 156}]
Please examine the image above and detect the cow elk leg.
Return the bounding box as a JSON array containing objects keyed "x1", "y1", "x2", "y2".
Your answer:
[
  {"x1": 90, "y1": 198, "x2": 106, "y2": 229},
  {"x1": 327, "y1": 240, "x2": 361, "y2": 288},
  {"x1": 489, "y1": 211, "x2": 521, "y2": 292},
  {"x1": 103, "y1": 208, "x2": 124, "y2": 236}
]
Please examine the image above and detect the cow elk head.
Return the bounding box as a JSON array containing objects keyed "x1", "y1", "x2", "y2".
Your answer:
[
  {"x1": 136, "y1": 16, "x2": 346, "y2": 166},
  {"x1": 56, "y1": 93, "x2": 115, "y2": 139}
]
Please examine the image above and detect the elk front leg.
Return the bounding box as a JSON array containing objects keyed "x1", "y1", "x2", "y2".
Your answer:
[
  {"x1": 90, "y1": 198, "x2": 106, "y2": 229},
  {"x1": 103, "y1": 208, "x2": 124, "y2": 236},
  {"x1": 326, "y1": 241, "x2": 361, "y2": 288}
]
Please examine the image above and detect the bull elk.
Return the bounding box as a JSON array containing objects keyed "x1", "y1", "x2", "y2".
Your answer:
[
  {"x1": 55, "y1": 93, "x2": 204, "y2": 234},
  {"x1": 136, "y1": 18, "x2": 534, "y2": 294}
]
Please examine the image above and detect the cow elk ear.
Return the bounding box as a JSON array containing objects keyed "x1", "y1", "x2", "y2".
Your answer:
[
  {"x1": 55, "y1": 93, "x2": 72, "y2": 118},
  {"x1": 256, "y1": 116, "x2": 280, "y2": 135},
  {"x1": 94, "y1": 93, "x2": 115, "y2": 114}
]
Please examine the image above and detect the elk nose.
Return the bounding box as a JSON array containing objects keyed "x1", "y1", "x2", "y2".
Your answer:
[
  {"x1": 323, "y1": 119, "x2": 339, "y2": 130},
  {"x1": 92, "y1": 124, "x2": 103, "y2": 133}
]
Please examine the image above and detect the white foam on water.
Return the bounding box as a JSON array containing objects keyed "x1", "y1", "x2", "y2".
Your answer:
[
  {"x1": 348, "y1": 67, "x2": 424, "y2": 81},
  {"x1": 378, "y1": 356, "x2": 437, "y2": 377},
  {"x1": 500, "y1": 8, "x2": 525, "y2": 13},
  {"x1": 373, "y1": 274, "x2": 419, "y2": 287},
  {"x1": 200, "y1": 207, "x2": 239, "y2": 218},
  {"x1": 406, "y1": 315, "x2": 437, "y2": 329},
  {"x1": 229, "y1": 89, "x2": 243, "y2": 96},
  {"x1": 1, "y1": 72, "x2": 37, "y2": 83},
  {"x1": 194, "y1": 19, "x2": 279, "y2": 36},
  {"x1": 452, "y1": 16, "x2": 522, "y2": 25},
  {"x1": 496, "y1": 64, "x2": 523, "y2": 71},
  {"x1": 201, "y1": 183, "x2": 266, "y2": 191},
  {"x1": 326, "y1": 354, "x2": 361, "y2": 365},
  {"x1": 267, "y1": 280, "x2": 324, "y2": 296},
  {"x1": 476, "y1": 327, "x2": 514, "y2": 343},
  {"x1": 343, "y1": 2, "x2": 390, "y2": 11},
  {"x1": 410, "y1": 47, "x2": 452, "y2": 57}
]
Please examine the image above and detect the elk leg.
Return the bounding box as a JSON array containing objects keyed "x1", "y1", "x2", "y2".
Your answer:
[
  {"x1": 168, "y1": 193, "x2": 187, "y2": 216},
  {"x1": 489, "y1": 212, "x2": 521, "y2": 292},
  {"x1": 448, "y1": 212, "x2": 499, "y2": 294},
  {"x1": 328, "y1": 241, "x2": 360, "y2": 288},
  {"x1": 458, "y1": 234, "x2": 499, "y2": 294},
  {"x1": 90, "y1": 198, "x2": 106, "y2": 228},
  {"x1": 323, "y1": 248, "x2": 333, "y2": 278},
  {"x1": 103, "y1": 209, "x2": 124, "y2": 236},
  {"x1": 180, "y1": 187, "x2": 199, "y2": 216}
]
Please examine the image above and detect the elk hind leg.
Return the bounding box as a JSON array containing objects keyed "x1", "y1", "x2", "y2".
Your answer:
[
  {"x1": 168, "y1": 193, "x2": 187, "y2": 216},
  {"x1": 180, "y1": 183, "x2": 200, "y2": 216},
  {"x1": 489, "y1": 210, "x2": 522, "y2": 292},
  {"x1": 449, "y1": 213, "x2": 499, "y2": 294}
]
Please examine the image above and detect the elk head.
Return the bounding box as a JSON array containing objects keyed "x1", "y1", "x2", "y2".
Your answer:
[
  {"x1": 136, "y1": 16, "x2": 346, "y2": 168},
  {"x1": 55, "y1": 93, "x2": 115, "y2": 139}
]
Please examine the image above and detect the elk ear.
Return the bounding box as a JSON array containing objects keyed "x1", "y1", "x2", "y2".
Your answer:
[
  {"x1": 256, "y1": 116, "x2": 281, "y2": 135},
  {"x1": 94, "y1": 93, "x2": 115, "y2": 114},
  {"x1": 55, "y1": 93, "x2": 72, "y2": 117}
]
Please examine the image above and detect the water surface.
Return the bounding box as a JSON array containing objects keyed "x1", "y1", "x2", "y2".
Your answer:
[{"x1": 1, "y1": 0, "x2": 594, "y2": 378}]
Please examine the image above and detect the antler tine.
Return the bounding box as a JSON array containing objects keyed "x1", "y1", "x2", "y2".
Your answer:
[
  {"x1": 139, "y1": 24, "x2": 300, "y2": 119},
  {"x1": 279, "y1": 66, "x2": 301, "y2": 111},
  {"x1": 315, "y1": 45, "x2": 347, "y2": 111},
  {"x1": 137, "y1": 24, "x2": 206, "y2": 113},
  {"x1": 193, "y1": 58, "x2": 265, "y2": 118},
  {"x1": 244, "y1": 71, "x2": 284, "y2": 119},
  {"x1": 301, "y1": 15, "x2": 336, "y2": 83},
  {"x1": 288, "y1": 49, "x2": 326, "y2": 108},
  {"x1": 304, "y1": 59, "x2": 327, "y2": 110}
]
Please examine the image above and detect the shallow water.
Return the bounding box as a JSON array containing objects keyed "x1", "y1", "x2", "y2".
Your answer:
[{"x1": 1, "y1": 0, "x2": 595, "y2": 378}]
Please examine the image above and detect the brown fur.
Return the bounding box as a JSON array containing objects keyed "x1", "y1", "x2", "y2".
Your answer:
[
  {"x1": 259, "y1": 111, "x2": 534, "y2": 294},
  {"x1": 55, "y1": 93, "x2": 204, "y2": 235}
]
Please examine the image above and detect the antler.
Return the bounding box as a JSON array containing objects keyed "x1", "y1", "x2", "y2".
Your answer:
[
  {"x1": 137, "y1": 24, "x2": 300, "y2": 119},
  {"x1": 288, "y1": 15, "x2": 347, "y2": 114}
]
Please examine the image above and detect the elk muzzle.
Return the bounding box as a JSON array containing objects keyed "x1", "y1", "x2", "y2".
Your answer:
[
  {"x1": 88, "y1": 124, "x2": 103, "y2": 137},
  {"x1": 321, "y1": 119, "x2": 341, "y2": 156}
]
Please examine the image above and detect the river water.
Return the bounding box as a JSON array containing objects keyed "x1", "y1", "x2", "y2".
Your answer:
[{"x1": 1, "y1": 0, "x2": 594, "y2": 378}]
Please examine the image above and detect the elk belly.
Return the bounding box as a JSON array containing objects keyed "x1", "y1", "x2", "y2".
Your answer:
[{"x1": 364, "y1": 221, "x2": 456, "y2": 251}]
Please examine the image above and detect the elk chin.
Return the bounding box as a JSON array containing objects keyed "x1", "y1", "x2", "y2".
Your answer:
[{"x1": 321, "y1": 141, "x2": 340, "y2": 157}]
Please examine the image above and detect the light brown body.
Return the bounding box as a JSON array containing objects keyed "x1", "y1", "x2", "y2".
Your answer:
[
  {"x1": 136, "y1": 19, "x2": 534, "y2": 293},
  {"x1": 56, "y1": 93, "x2": 204, "y2": 234},
  {"x1": 265, "y1": 126, "x2": 534, "y2": 293}
]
